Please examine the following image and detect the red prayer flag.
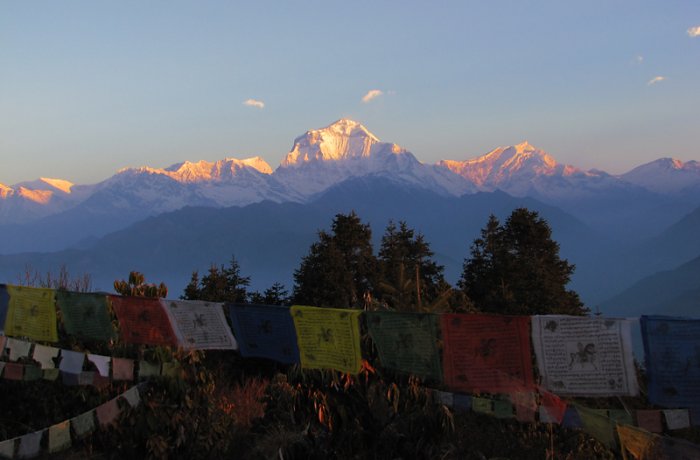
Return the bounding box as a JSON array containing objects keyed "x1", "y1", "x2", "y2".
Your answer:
[
  {"x1": 109, "y1": 296, "x2": 177, "y2": 347},
  {"x1": 441, "y1": 313, "x2": 534, "y2": 393},
  {"x1": 636, "y1": 410, "x2": 664, "y2": 433},
  {"x1": 540, "y1": 390, "x2": 567, "y2": 424}
]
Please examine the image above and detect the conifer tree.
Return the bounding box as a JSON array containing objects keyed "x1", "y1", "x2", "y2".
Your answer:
[
  {"x1": 181, "y1": 255, "x2": 250, "y2": 303},
  {"x1": 377, "y1": 220, "x2": 450, "y2": 311},
  {"x1": 459, "y1": 208, "x2": 587, "y2": 315},
  {"x1": 293, "y1": 212, "x2": 377, "y2": 309}
]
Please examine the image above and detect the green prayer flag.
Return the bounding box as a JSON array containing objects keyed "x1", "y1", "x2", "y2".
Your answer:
[
  {"x1": 608, "y1": 409, "x2": 633, "y2": 426},
  {"x1": 472, "y1": 397, "x2": 493, "y2": 414},
  {"x1": 23, "y1": 365, "x2": 43, "y2": 381},
  {"x1": 366, "y1": 311, "x2": 442, "y2": 381},
  {"x1": 494, "y1": 400, "x2": 514, "y2": 419},
  {"x1": 56, "y1": 291, "x2": 114, "y2": 341},
  {"x1": 577, "y1": 405, "x2": 617, "y2": 449},
  {"x1": 138, "y1": 360, "x2": 160, "y2": 379}
]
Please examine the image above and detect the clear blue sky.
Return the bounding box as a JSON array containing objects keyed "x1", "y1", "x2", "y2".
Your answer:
[{"x1": 1, "y1": 1, "x2": 699, "y2": 185}]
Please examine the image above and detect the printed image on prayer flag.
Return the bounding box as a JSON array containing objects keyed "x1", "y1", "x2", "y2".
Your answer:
[
  {"x1": 56, "y1": 291, "x2": 114, "y2": 341},
  {"x1": 228, "y1": 304, "x2": 299, "y2": 364},
  {"x1": 641, "y1": 316, "x2": 700, "y2": 409},
  {"x1": 0, "y1": 284, "x2": 9, "y2": 333},
  {"x1": 109, "y1": 296, "x2": 177, "y2": 347},
  {"x1": 366, "y1": 311, "x2": 441, "y2": 381},
  {"x1": 290, "y1": 305, "x2": 362, "y2": 374},
  {"x1": 441, "y1": 313, "x2": 533, "y2": 394},
  {"x1": 4, "y1": 285, "x2": 58, "y2": 342},
  {"x1": 163, "y1": 299, "x2": 237, "y2": 350},
  {"x1": 531, "y1": 315, "x2": 638, "y2": 396}
]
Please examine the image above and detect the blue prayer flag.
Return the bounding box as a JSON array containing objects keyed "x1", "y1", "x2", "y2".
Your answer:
[{"x1": 228, "y1": 304, "x2": 300, "y2": 364}]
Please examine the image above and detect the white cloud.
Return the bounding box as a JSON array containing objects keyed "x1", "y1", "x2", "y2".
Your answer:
[
  {"x1": 361, "y1": 89, "x2": 384, "y2": 103},
  {"x1": 688, "y1": 26, "x2": 700, "y2": 37},
  {"x1": 647, "y1": 76, "x2": 666, "y2": 86},
  {"x1": 243, "y1": 99, "x2": 265, "y2": 109}
]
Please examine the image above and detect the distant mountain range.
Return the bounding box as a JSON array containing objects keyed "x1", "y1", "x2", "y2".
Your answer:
[{"x1": 1, "y1": 119, "x2": 699, "y2": 315}]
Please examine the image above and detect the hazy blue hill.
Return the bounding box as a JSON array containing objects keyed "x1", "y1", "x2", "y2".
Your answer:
[
  {"x1": 600, "y1": 254, "x2": 700, "y2": 317},
  {"x1": 0, "y1": 177, "x2": 600, "y2": 300}
]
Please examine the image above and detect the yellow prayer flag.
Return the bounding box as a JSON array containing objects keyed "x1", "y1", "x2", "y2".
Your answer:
[
  {"x1": 290, "y1": 305, "x2": 362, "y2": 374},
  {"x1": 4, "y1": 286, "x2": 58, "y2": 342},
  {"x1": 616, "y1": 424, "x2": 661, "y2": 460}
]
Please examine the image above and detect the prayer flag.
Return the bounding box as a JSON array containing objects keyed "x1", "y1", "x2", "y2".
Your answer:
[
  {"x1": 32, "y1": 344, "x2": 59, "y2": 369},
  {"x1": 636, "y1": 410, "x2": 663, "y2": 433},
  {"x1": 109, "y1": 296, "x2": 177, "y2": 347},
  {"x1": 0, "y1": 284, "x2": 10, "y2": 334},
  {"x1": 561, "y1": 406, "x2": 583, "y2": 429},
  {"x1": 96, "y1": 398, "x2": 121, "y2": 428},
  {"x1": 17, "y1": 430, "x2": 43, "y2": 459},
  {"x1": 510, "y1": 391, "x2": 538, "y2": 422},
  {"x1": 0, "y1": 437, "x2": 15, "y2": 458},
  {"x1": 616, "y1": 424, "x2": 661, "y2": 460},
  {"x1": 0, "y1": 362, "x2": 4, "y2": 378},
  {"x1": 6, "y1": 338, "x2": 31, "y2": 362},
  {"x1": 531, "y1": 315, "x2": 638, "y2": 396},
  {"x1": 87, "y1": 354, "x2": 111, "y2": 377},
  {"x1": 112, "y1": 358, "x2": 134, "y2": 381},
  {"x1": 59, "y1": 349, "x2": 85, "y2": 374},
  {"x1": 472, "y1": 397, "x2": 493, "y2": 414},
  {"x1": 43, "y1": 368, "x2": 60, "y2": 381},
  {"x1": 441, "y1": 314, "x2": 533, "y2": 394},
  {"x1": 23, "y1": 365, "x2": 42, "y2": 381},
  {"x1": 494, "y1": 400, "x2": 514, "y2": 419},
  {"x1": 56, "y1": 291, "x2": 114, "y2": 341},
  {"x1": 138, "y1": 360, "x2": 160, "y2": 379},
  {"x1": 71, "y1": 411, "x2": 96, "y2": 439},
  {"x1": 540, "y1": 391, "x2": 567, "y2": 424},
  {"x1": 290, "y1": 305, "x2": 362, "y2": 374},
  {"x1": 609, "y1": 409, "x2": 634, "y2": 427},
  {"x1": 641, "y1": 316, "x2": 700, "y2": 409},
  {"x1": 228, "y1": 303, "x2": 299, "y2": 364},
  {"x1": 163, "y1": 299, "x2": 237, "y2": 350},
  {"x1": 663, "y1": 409, "x2": 690, "y2": 430},
  {"x1": 121, "y1": 386, "x2": 141, "y2": 408},
  {"x1": 48, "y1": 420, "x2": 71, "y2": 454},
  {"x1": 0, "y1": 336, "x2": 6, "y2": 358},
  {"x1": 366, "y1": 311, "x2": 442, "y2": 381},
  {"x1": 577, "y1": 405, "x2": 617, "y2": 449},
  {"x1": 4, "y1": 362, "x2": 23, "y2": 380},
  {"x1": 453, "y1": 394, "x2": 472, "y2": 412},
  {"x1": 4, "y1": 286, "x2": 57, "y2": 342}
]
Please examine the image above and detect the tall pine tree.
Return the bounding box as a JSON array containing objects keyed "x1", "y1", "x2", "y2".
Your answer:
[
  {"x1": 459, "y1": 208, "x2": 587, "y2": 315},
  {"x1": 293, "y1": 212, "x2": 377, "y2": 309},
  {"x1": 377, "y1": 221, "x2": 451, "y2": 311}
]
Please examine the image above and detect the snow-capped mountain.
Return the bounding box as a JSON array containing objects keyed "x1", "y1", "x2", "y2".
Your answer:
[
  {"x1": 620, "y1": 158, "x2": 700, "y2": 195},
  {"x1": 436, "y1": 141, "x2": 626, "y2": 201},
  {"x1": 1, "y1": 118, "x2": 697, "y2": 248},
  {"x1": 0, "y1": 177, "x2": 93, "y2": 224},
  {"x1": 275, "y1": 119, "x2": 473, "y2": 197}
]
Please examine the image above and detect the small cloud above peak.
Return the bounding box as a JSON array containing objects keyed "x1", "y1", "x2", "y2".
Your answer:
[
  {"x1": 361, "y1": 89, "x2": 383, "y2": 103},
  {"x1": 243, "y1": 99, "x2": 265, "y2": 109},
  {"x1": 688, "y1": 25, "x2": 700, "y2": 37},
  {"x1": 647, "y1": 76, "x2": 666, "y2": 86}
]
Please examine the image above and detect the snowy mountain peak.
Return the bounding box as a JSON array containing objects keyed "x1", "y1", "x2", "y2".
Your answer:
[
  {"x1": 280, "y1": 118, "x2": 395, "y2": 167},
  {"x1": 0, "y1": 183, "x2": 12, "y2": 199},
  {"x1": 620, "y1": 157, "x2": 700, "y2": 194},
  {"x1": 39, "y1": 178, "x2": 74, "y2": 194},
  {"x1": 438, "y1": 142, "x2": 571, "y2": 187}
]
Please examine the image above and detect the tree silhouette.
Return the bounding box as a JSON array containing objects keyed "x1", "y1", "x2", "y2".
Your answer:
[
  {"x1": 293, "y1": 212, "x2": 377, "y2": 308},
  {"x1": 459, "y1": 208, "x2": 587, "y2": 315},
  {"x1": 182, "y1": 255, "x2": 250, "y2": 303}
]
